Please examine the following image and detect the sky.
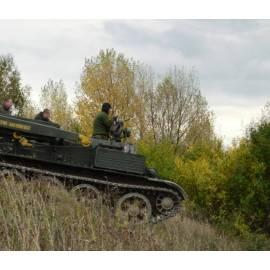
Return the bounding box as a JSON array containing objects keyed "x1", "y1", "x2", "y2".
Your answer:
[{"x1": 0, "y1": 20, "x2": 269, "y2": 145}]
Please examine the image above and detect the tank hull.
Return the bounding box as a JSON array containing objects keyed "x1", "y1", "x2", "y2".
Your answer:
[{"x1": 0, "y1": 113, "x2": 186, "y2": 222}]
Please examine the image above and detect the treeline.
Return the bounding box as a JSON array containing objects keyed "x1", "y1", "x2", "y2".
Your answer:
[
  {"x1": 0, "y1": 50, "x2": 214, "y2": 146},
  {"x1": 1, "y1": 50, "x2": 270, "y2": 245}
]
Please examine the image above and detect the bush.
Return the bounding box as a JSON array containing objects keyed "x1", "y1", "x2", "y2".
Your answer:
[
  {"x1": 138, "y1": 133, "x2": 270, "y2": 238},
  {"x1": 138, "y1": 139, "x2": 227, "y2": 221}
]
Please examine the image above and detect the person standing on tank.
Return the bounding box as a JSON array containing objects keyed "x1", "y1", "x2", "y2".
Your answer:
[
  {"x1": 92, "y1": 102, "x2": 115, "y2": 140},
  {"x1": 0, "y1": 98, "x2": 13, "y2": 115}
]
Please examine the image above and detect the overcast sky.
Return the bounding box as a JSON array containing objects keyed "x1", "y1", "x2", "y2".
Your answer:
[{"x1": 0, "y1": 20, "x2": 269, "y2": 144}]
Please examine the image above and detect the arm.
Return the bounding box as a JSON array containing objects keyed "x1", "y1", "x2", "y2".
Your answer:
[{"x1": 102, "y1": 114, "x2": 113, "y2": 132}]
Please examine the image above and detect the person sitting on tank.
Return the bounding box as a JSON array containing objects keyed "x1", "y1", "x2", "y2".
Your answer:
[
  {"x1": 0, "y1": 98, "x2": 13, "y2": 115},
  {"x1": 34, "y1": 108, "x2": 51, "y2": 122},
  {"x1": 34, "y1": 109, "x2": 60, "y2": 128},
  {"x1": 92, "y1": 102, "x2": 115, "y2": 140}
]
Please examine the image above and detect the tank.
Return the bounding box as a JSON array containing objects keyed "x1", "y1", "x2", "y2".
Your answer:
[{"x1": 0, "y1": 113, "x2": 186, "y2": 223}]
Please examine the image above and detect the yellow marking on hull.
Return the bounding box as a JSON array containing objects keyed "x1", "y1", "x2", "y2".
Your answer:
[{"x1": 0, "y1": 119, "x2": 31, "y2": 131}]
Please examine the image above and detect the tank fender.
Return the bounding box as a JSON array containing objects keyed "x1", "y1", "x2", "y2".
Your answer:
[{"x1": 148, "y1": 177, "x2": 187, "y2": 200}]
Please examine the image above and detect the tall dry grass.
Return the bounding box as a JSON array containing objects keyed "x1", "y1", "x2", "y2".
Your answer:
[{"x1": 0, "y1": 174, "x2": 241, "y2": 251}]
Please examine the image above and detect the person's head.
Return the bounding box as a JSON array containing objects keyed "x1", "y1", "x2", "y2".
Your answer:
[
  {"x1": 3, "y1": 98, "x2": 13, "y2": 111},
  {"x1": 42, "y1": 109, "x2": 51, "y2": 120},
  {"x1": 101, "y1": 103, "x2": 112, "y2": 115}
]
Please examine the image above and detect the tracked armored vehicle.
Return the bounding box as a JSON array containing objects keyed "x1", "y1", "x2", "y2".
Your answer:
[{"x1": 0, "y1": 113, "x2": 186, "y2": 223}]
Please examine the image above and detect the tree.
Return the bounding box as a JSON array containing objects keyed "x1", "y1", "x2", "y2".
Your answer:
[
  {"x1": 144, "y1": 67, "x2": 214, "y2": 148},
  {"x1": 40, "y1": 79, "x2": 76, "y2": 131},
  {"x1": 75, "y1": 49, "x2": 145, "y2": 136},
  {"x1": 21, "y1": 86, "x2": 38, "y2": 119},
  {"x1": 133, "y1": 64, "x2": 155, "y2": 139},
  {"x1": 0, "y1": 54, "x2": 28, "y2": 115}
]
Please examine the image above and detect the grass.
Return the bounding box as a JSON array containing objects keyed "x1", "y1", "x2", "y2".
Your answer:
[{"x1": 0, "y1": 173, "x2": 242, "y2": 251}]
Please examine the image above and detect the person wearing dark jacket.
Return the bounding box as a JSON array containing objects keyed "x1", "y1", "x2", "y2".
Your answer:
[
  {"x1": 34, "y1": 109, "x2": 60, "y2": 128},
  {"x1": 35, "y1": 109, "x2": 51, "y2": 122},
  {"x1": 92, "y1": 103, "x2": 114, "y2": 139},
  {"x1": 0, "y1": 98, "x2": 13, "y2": 115}
]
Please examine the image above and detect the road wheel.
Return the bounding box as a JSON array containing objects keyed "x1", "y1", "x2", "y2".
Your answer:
[
  {"x1": 115, "y1": 192, "x2": 152, "y2": 224},
  {"x1": 71, "y1": 184, "x2": 101, "y2": 205}
]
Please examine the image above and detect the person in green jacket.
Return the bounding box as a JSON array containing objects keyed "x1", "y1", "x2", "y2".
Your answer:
[
  {"x1": 92, "y1": 103, "x2": 114, "y2": 139},
  {"x1": 0, "y1": 98, "x2": 13, "y2": 115}
]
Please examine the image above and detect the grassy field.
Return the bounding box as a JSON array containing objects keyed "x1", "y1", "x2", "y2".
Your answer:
[{"x1": 0, "y1": 174, "x2": 242, "y2": 251}]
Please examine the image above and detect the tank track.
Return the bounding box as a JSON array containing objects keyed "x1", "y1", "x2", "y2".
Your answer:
[{"x1": 0, "y1": 160, "x2": 182, "y2": 223}]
